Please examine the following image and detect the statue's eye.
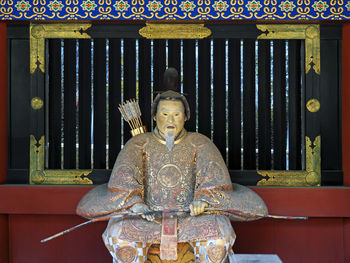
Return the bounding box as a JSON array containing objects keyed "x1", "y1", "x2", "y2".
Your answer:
[{"x1": 162, "y1": 112, "x2": 168, "y2": 116}]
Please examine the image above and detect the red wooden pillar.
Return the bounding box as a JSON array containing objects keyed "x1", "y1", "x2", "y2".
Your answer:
[
  {"x1": 0, "y1": 22, "x2": 8, "y2": 263},
  {"x1": 343, "y1": 23, "x2": 350, "y2": 186}
]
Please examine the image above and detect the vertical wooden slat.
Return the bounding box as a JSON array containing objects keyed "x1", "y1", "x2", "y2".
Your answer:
[
  {"x1": 183, "y1": 40, "x2": 196, "y2": 131},
  {"x1": 78, "y1": 39, "x2": 92, "y2": 169},
  {"x1": 258, "y1": 40, "x2": 271, "y2": 170},
  {"x1": 63, "y1": 39, "x2": 76, "y2": 169},
  {"x1": 273, "y1": 40, "x2": 287, "y2": 170},
  {"x1": 198, "y1": 39, "x2": 211, "y2": 138},
  {"x1": 168, "y1": 40, "x2": 181, "y2": 72},
  {"x1": 243, "y1": 39, "x2": 256, "y2": 169},
  {"x1": 123, "y1": 39, "x2": 136, "y2": 143},
  {"x1": 228, "y1": 39, "x2": 241, "y2": 170},
  {"x1": 109, "y1": 39, "x2": 121, "y2": 166},
  {"x1": 48, "y1": 39, "x2": 62, "y2": 169},
  {"x1": 93, "y1": 39, "x2": 106, "y2": 169},
  {"x1": 288, "y1": 40, "x2": 302, "y2": 170},
  {"x1": 139, "y1": 39, "x2": 152, "y2": 130},
  {"x1": 213, "y1": 39, "x2": 226, "y2": 159},
  {"x1": 153, "y1": 40, "x2": 166, "y2": 91}
]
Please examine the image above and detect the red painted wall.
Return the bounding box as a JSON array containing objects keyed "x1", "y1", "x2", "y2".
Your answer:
[
  {"x1": 5, "y1": 215, "x2": 347, "y2": 263},
  {"x1": 1, "y1": 186, "x2": 350, "y2": 263}
]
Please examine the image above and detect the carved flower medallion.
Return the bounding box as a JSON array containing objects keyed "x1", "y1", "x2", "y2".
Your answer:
[
  {"x1": 279, "y1": 1, "x2": 296, "y2": 12},
  {"x1": 147, "y1": 0, "x2": 163, "y2": 12},
  {"x1": 114, "y1": 0, "x2": 130, "y2": 11},
  {"x1": 180, "y1": 0, "x2": 196, "y2": 12},
  {"x1": 15, "y1": 0, "x2": 31, "y2": 12},
  {"x1": 245, "y1": 0, "x2": 262, "y2": 12},
  {"x1": 81, "y1": 0, "x2": 97, "y2": 11},
  {"x1": 212, "y1": 1, "x2": 229, "y2": 12},
  {"x1": 312, "y1": 1, "x2": 329, "y2": 12},
  {"x1": 48, "y1": 0, "x2": 64, "y2": 12}
]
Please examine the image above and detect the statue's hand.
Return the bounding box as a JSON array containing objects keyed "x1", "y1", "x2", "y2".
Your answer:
[
  {"x1": 130, "y1": 203, "x2": 155, "y2": 221},
  {"x1": 190, "y1": 200, "x2": 208, "y2": 216}
]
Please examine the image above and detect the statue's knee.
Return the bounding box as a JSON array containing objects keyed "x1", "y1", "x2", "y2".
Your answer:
[
  {"x1": 103, "y1": 238, "x2": 147, "y2": 263},
  {"x1": 115, "y1": 245, "x2": 138, "y2": 263},
  {"x1": 206, "y1": 239, "x2": 227, "y2": 263}
]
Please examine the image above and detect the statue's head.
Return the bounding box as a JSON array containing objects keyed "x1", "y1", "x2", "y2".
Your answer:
[{"x1": 151, "y1": 68, "x2": 190, "y2": 145}]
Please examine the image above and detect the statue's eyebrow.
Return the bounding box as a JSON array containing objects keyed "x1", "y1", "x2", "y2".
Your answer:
[{"x1": 159, "y1": 108, "x2": 183, "y2": 112}]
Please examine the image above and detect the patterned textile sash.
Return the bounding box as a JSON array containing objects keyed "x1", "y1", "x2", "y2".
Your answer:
[{"x1": 160, "y1": 212, "x2": 178, "y2": 260}]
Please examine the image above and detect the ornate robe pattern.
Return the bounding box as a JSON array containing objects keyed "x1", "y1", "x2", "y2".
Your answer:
[{"x1": 77, "y1": 131, "x2": 267, "y2": 243}]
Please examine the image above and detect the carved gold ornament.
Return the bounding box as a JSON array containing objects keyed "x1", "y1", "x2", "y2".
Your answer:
[
  {"x1": 257, "y1": 136, "x2": 321, "y2": 186},
  {"x1": 306, "y1": 99, "x2": 321, "y2": 113},
  {"x1": 207, "y1": 245, "x2": 226, "y2": 263},
  {"x1": 257, "y1": 24, "x2": 320, "y2": 75},
  {"x1": 29, "y1": 135, "x2": 92, "y2": 184},
  {"x1": 30, "y1": 23, "x2": 91, "y2": 73},
  {"x1": 31, "y1": 97, "x2": 44, "y2": 110},
  {"x1": 139, "y1": 23, "x2": 211, "y2": 39}
]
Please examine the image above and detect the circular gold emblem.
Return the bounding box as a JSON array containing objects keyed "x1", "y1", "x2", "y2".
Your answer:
[
  {"x1": 31, "y1": 170, "x2": 45, "y2": 184},
  {"x1": 306, "y1": 171, "x2": 319, "y2": 186},
  {"x1": 306, "y1": 99, "x2": 320, "y2": 113},
  {"x1": 157, "y1": 164, "x2": 182, "y2": 188},
  {"x1": 31, "y1": 25, "x2": 45, "y2": 39},
  {"x1": 31, "y1": 97, "x2": 44, "y2": 110},
  {"x1": 116, "y1": 246, "x2": 137, "y2": 263},
  {"x1": 305, "y1": 25, "x2": 319, "y2": 39}
]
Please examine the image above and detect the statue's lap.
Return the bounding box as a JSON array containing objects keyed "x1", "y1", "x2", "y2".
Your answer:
[{"x1": 146, "y1": 243, "x2": 194, "y2": 263}]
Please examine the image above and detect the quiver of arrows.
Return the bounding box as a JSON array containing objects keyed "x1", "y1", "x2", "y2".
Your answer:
[{"x1": 118, "y1": 99, "x2": 147, "y2": 137}]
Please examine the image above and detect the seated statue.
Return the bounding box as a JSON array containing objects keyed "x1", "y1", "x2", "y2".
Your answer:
[{"x1": 77, "y1": 68, "x2": 268, "y2": 263}]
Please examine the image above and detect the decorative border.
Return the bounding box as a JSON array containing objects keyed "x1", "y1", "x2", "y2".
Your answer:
[
  {"x1": 30, "y1": 135, "x2": 93, "y2": 184},
  {"x1": 258, "y1": 136, "x2": 321, "y2": 186},
  {"x1": 2, "y1": 1, "x2": 350, "y2": 20},
  {"x1": 255, "y1": 24, "x2": 321, "y2": 186},
  {"x1": 257, "y1": 24, "x2": 320, "y2": 74},
  {"x1": 29, "y1": 23, "x2": 322, "y2": 186},
  {"x1": 30, "y1": 23, "x2": 93, "y2": 185}
]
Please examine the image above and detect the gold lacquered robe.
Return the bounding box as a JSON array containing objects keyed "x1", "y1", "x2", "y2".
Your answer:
[{"x1": 77, "y1": 131, "x2": 267, "y2": 243}]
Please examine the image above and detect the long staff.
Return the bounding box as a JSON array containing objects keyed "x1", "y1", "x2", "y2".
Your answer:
[{"x1": 40, "y1": 208, "x2": 307, "y2": 243}]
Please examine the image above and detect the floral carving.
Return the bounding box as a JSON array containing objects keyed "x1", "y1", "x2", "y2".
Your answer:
[
  {"x1": 279, "y1": 1, "x2": 296, "y2": 12},
  {"x1": 114, "y1": 0, "x2": 130, "y2": 11},
  {"x1": 212, "y1": 1, "x2": 229, "y2": 12},
  {"x1": 180, "y1": 0, "x2": 196, "y2": 12},
  {"x1": 15, "y1": 0, "x2": 31, "y2": 12},
  {"x1": 245, "y1": 0, "x2": 262, "y2": 12},
  {"x1": 312, "y1": 1, "x2": 329, "y2": 12},
  {"x1": 81, "y1": 0, "x2": 97, "y2": 11},
  {"x1": 48, "y1": 0, "x2": 64, "y2": 12},
  {"x1": 147, "y1": 0, "x2": 163, "y2": 12}
]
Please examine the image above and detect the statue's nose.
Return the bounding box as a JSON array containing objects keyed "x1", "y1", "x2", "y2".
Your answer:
[{"x1": 168, "y1": 115, "x2": 174, "y2": 123}]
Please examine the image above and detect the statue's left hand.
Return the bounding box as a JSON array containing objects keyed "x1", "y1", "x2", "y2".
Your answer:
[
  {"x1": 190, "y1": 200, "x2": 208, "y2": 216},
  {"x1": 130, "y1": 203, "x2": 155, "y2": 221}
]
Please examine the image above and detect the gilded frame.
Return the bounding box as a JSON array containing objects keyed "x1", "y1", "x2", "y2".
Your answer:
[
  {"x1": 256, "y1": 24, "x2": 321, "y2": 186},
  {"x1": 29, "y1": 23, "x2": 93, "y2": 184},
  {"x1": 29, "y1": 23, "x2": 321, "y2": 186}
]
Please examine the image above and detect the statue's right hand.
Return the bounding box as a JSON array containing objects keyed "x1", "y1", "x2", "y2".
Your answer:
[{"x1": 130, "y1": 203, "x2": 155, "y2": 222}]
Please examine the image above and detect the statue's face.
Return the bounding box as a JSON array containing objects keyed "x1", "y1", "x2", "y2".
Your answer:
[{"x1": 155, "y1": 99, "x2": 186, "y2": 139}]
